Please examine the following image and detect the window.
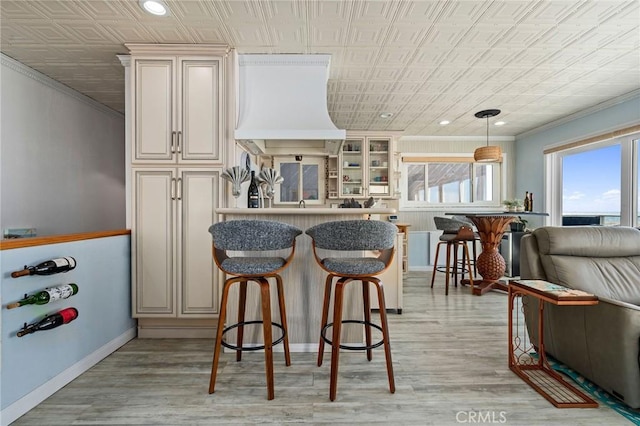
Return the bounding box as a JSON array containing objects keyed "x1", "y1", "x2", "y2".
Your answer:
[
  {"x1": 273, "y1": 157, "x2": 325, "y2": 205},
  {"x1": 637, "y1": 138, "x2": 639, "y2": 226},
  {"x1": 546, "y1": 131, "x2": 639, "y2": 227},
  {"x1": 401, "y1": 156, "x2": 503, "y2": 208},
  {"x1": 562, "y1": 144, "x2": 621, "y2": 225}
]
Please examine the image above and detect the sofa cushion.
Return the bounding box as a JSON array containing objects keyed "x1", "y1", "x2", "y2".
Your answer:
[
  {"x1": 531, "y1": 226, "x2": 640, "y2": 304},
  {"x1": 533, "y1": 226, "x2": 640, "y2": 257}
]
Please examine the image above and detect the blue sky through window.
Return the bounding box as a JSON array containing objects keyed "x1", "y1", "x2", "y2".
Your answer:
[{"x1": 562, "y1": 144, "x2": 621, "y2": 214}]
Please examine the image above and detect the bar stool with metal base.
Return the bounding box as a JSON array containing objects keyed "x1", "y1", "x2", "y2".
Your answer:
[
  {"x1": 431, "y1": 216, "x2": 475, "y2": 295},
  {"x1": 306, "y1": 219, "x2": 397, "y2": 401},
  {"x1": 208, "y1": 220, "x2": 302, "y2": 400}
]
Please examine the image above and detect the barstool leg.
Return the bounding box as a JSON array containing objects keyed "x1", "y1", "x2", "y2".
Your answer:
[
  {"x1": 430, "y1": 242, "x2": 443, "y2": 288},
  {"x1": 329, "y1": 277, "x2": 347, "y2": 401},
  {"x1": 258, "y1": 278, "x2": 275, "y2": 400},
  {"x1": 236, "y1": 279, "x2": 248, "y2": 362},
  {"x1": 209, "y1": 279, "x2": 232, "y2": 394},
  {"x1": 445, "y1": 242, "x2": 452, "y2": 295},
  {"x1": 362, "y1": 279, "x2": 373, "y2": 362},
  {"x1": 373, "y1": 278, "x2": 395, "y2": 394},
  {"x1": 463, "y1": 243, "x2": 475, "y2": 292},
  {"x1": 274, "y1": 274, "x2": 291, "y2": 366},
  {"x1": 317, "y1": 274, "x2": 334, "y2": 367},
  {"x1": 473, "y1": 240, "x2": 478, "y2": 275},
  {"x1": 453, "y1": 242, "x2": 459, "y2": 287}
]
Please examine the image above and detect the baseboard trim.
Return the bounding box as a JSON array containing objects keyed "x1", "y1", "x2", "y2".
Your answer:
[
  {"x1": 1, "y1": 327, "x2": 136, "y2": 426},
  {"x1": 137, "y1": 327, "x2": 216, "y2": 338}
]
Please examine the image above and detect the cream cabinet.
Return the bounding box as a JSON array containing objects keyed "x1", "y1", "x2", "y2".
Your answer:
[
  {"x1": 131, "y1": 168, "x2": 222, "y2": 318},
  {"x1": 132, "y1": 55, "x2": 224, "y2": 163},
  {"x1": 123, "y1": 44, "x2": 230, "y2": 337},
  {"x1": 339, "y1": 136, "x2": 393, "y2": 198}
]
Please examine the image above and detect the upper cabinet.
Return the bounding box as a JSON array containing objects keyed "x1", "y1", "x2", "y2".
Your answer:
[
  {"x1": 339, "y1": 134, "x2": 395, "y2": 198},
  {"x1": 127, "y1": 44, "x2": 228, "y2": 164}
]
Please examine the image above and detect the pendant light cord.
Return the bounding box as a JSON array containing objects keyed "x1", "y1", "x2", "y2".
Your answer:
[{"x1": 486, "y1": 116, "x2": 490, "y2": 147}]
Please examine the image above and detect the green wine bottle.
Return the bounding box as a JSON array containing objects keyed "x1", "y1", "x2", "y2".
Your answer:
[{"x1": 7, "y1": 283, "x2": 78, "y2": 309}]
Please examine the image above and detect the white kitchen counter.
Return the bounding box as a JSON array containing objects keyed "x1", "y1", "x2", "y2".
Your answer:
[{"x1": 216, "y1": 207, "x2": 401, "y2": 352}]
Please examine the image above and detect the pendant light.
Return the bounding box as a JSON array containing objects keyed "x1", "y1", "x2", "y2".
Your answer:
[{"x1": 473, "y1": 109, "x2": 502, "y2": 162}]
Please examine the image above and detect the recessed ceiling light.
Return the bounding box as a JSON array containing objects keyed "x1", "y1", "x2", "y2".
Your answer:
[
  {"x1": 379, "y1": 112, "x2": 393, "y2": 119},
  {"x1": 439, "y1": 120, "x2": 450, "y2": 125},
  {"x1": 140, "y1": 0, "x2": 168, "y2": 16},
  {"x1": 494, "y1": 121, "x2": 506, "y2": 126}
]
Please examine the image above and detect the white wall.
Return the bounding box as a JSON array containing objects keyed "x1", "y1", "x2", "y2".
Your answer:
[{"x1": 0, "y1": 54, "x2": 125, "y2": 236}]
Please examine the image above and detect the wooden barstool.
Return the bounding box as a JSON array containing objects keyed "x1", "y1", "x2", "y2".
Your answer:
[
  {"x1": 306, "y1": 219, "x2": 397, "y2": 401},
  {"x1": 430, "y1": 217, "x2": 475, "y2": 295},
  {"x1": 208, "y1": 220, "x2": 302, "y2": 400}
]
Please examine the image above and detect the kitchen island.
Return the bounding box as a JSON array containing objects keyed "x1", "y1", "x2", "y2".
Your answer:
[{"x1": 216, "y1": 207, "x2": 400, "y2": 351}]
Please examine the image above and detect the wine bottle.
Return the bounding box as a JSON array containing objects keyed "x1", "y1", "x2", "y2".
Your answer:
[
  {"x1": 523, "y1": 192, "x2": 530, "y2": 212},
  {"x1": 529, "y1": 192, "x2": 534, "y2": 212},
  {"x1": 17, "y1": 307, "x2": 78, "y2": 337},
  {"x1": 7, "y1": 283, "x2": 78, "y2": 309},
  {"x1": 247, "y1": 171, "x2": 260, "y2": 208},
  {"x1": 11, "y1": 256, "x2": 76, "y2": 278}
]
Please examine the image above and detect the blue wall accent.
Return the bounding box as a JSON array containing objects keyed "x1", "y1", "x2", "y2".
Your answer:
[
  {"x1": 514, "y1": 95, "x2": 640, "y2": 216},
  {"x1": 1, "y1": 234, "x2": 135, "y2": 410}
]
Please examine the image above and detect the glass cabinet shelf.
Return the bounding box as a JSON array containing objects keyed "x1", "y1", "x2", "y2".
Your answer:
[{"x1": 339, "y1": 136, "x2": 392, "y2": 198}]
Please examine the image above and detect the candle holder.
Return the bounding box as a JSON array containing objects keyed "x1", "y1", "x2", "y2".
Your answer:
[
  {"x1": 221, "y1": 166, "x2": 250, "y2": 207},
  {"x1": 257, "y1": 168, "x2": 284, "y2": 207}
]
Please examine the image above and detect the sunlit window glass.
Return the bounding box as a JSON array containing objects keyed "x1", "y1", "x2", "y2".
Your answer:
[
  {"x1": 562, "y1": 144, "x2": 621, "y2": 226},
  {"x1": 407, "y1": 165, "x2": 425, "y2": 201},
  {"x1": 302, "y1": 164, "x2": 318, "y2": 200},
  {"x1": 279, "y1": 163, "x2": 299, "y2": 202}
]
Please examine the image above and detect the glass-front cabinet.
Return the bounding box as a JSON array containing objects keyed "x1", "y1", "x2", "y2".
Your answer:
[{"x1": 340, "y1": 137, "x2": 391, "y2": 198}]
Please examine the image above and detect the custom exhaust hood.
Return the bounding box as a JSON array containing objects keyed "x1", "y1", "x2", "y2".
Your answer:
[{"x1": 235, "y1": 54, "x2": 346, "y2": 156}]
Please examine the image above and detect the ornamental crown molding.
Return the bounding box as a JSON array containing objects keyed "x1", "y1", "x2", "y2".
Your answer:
[{"x1": 124, "y1": 43, "x2": 230, "y2": 57}]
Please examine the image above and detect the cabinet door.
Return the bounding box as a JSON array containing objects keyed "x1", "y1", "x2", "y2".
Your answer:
[
  {"x1": 340, "y1": 138, "x2": 365, "y2": 197},
  {"x1": 366, "y1": 137, "x2": 391, "y2": 197},
  {"x1": 132, "y1": 169, "x2": 176, "y2": 316},
  {"x1": 179, "y1": 59, "x2": 222, "y2": 162},
  {"x1": 134, "y1": 59, "x2": 175, "y2": 162},
  {"x1": 178, "y1": 169, "x2": 222, "y2": 316}
]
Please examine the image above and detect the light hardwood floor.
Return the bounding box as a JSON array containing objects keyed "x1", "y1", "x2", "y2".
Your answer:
[{"x1": 13, "y1": 272, "x2": 630, "y2": 425}]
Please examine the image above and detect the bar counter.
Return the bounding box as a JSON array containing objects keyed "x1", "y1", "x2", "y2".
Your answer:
[{"x1": 216, "y1": 207, "x2": 397, "y2": 351}]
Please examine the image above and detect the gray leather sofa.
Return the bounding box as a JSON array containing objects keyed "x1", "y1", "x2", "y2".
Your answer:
[{"x1": 520, "y1": 226, "x2": 640, "y2": 408}]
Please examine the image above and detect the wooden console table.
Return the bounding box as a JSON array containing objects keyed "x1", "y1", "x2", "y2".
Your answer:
[{"x1": 508, "y1": 279, "x2": 599, "y2": 408}]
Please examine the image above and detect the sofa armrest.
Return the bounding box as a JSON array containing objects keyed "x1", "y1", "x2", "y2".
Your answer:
[
  {"x1": 520, "y1": 233, "x2": 546, "y2": 280},
  {"x1": 598, "y1": 296, "x2": 640, "y2": 312}
]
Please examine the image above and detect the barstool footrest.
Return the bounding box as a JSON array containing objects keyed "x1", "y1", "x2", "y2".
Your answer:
[
  {"x1": 221, "y1": 320, "x2": 286, "y2": 352},
  {"x1": 320, "y1": 320, "x2": 385, "y2": 351}
]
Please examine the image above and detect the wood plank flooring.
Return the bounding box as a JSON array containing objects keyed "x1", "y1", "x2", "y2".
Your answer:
[{"x1": 13, "y1": 272, "x2": 630, "y2": 425}]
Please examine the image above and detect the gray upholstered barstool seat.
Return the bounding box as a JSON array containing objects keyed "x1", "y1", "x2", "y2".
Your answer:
[
  {"x1": 430, "y1": 216, "x2": 476, "y2": 295},
  {"x1": 306, "y1": 219, "x2": 397, "y2": 401},
  {"x1": 208, "y1": 220, "x2": 302, "y2": 400}
]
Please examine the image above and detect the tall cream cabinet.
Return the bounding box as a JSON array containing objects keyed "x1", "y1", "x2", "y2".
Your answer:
[
  {"x1": 121, "y1": 44, "x2": 231, "y2": 338},
  {"x1": 131, "y1": 168, "x2": 222, "y2": 317}
]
